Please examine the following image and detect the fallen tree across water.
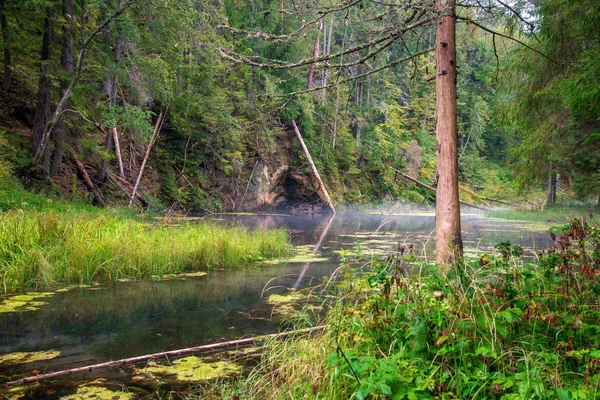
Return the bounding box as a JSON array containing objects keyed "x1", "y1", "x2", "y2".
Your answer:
[{"x1": 7, "y1": 326, "x2": 325, "y2": 385}]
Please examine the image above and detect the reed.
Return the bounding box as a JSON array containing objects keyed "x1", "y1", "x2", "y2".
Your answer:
[{"x1": 0, "y1": 211, "x2": 290, "y2": 292}]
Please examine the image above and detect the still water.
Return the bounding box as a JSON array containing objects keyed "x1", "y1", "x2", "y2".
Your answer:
[{"x1": 0, "y1": 210, "x2": 554, "y2": 395}]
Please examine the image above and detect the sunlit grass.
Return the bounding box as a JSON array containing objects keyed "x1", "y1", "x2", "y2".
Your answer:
[{"x1": 0, "y1": 211, "x2": 290, "y2": 292}]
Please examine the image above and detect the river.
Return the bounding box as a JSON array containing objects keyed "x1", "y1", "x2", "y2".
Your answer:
[{"x1": 0, "y1": 210, "x2": 554, "y2": 397}]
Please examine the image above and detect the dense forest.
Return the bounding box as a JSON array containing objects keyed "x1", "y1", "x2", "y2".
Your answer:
[{"x1": 0, "y1": 0, "x2": 597, "y2": 214}]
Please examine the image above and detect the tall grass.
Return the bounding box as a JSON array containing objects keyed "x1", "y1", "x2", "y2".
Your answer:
[{"x1": 0, "y1": 211, "x2": 290, "y2": 292}]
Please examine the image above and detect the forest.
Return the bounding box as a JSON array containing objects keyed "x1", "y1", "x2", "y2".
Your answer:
[
  {"x1": 0, "y1": 0, "x2": 599, "y2": 398},
  {"x1": 0, "y1": 0, "x2": 597, "y2": 213}
]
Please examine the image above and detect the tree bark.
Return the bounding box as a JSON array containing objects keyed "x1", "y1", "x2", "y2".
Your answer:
[
  {"x1": 129, "y1": 111, "x2": 166, "y2": 206},
  {"x1": 435, "y1": 0, "x2": 462, "y2": 266},
  {"x1": 32, "y1": 5, "x2": 55, "y2": 154},
  {"x1": 0, "y1": 0, "x2": 10, "y2": 91},
  {"x1": 291, "y1": 120, "x2": 335, "y2": 214}
]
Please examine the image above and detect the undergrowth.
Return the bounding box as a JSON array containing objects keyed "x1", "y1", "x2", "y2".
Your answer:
[
  {"x1": 0, "y1": 212, "x2": 290, "y2": 292},
  {"x1": 229, "y1": 219, "x2": 600, "y2": 399}
]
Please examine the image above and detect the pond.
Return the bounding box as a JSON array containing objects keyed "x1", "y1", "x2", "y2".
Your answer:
[{"x1": 0, "y1": 209, "x2": 555, "y2": 398}]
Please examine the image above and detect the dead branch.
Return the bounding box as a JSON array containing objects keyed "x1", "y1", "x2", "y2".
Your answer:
[
  {"x1": 390, "y1": 167, "x2": 492, "y2": 211},
  {"x1": 72, "y1": 152, "x2": 106, "y2": 207}
]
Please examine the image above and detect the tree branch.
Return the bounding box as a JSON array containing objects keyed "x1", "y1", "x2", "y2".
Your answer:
[
  {"x1": 217, "y1": 14, "x2": 434, "y2": 70},
  {"x1": 278, "y1": 47, "x2": 434, "y2": 98},
  {"x1": 457, "y1": 16, "x2": 561, "y2": 65}
]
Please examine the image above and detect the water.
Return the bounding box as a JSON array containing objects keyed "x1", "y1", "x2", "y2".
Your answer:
[{"x1": 0, "y1": 210, "x2": 554, "y2": 395}]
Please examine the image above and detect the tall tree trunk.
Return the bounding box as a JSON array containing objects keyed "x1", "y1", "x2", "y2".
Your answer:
[
  {"x1": 547, "y1": 168, "x2": 557, "y2": 205},
  {"x1": 307, "y1": 18, "x2": 322, "y2": 90},
  {"x1": 0, "y1": 0, "x2": 10, "y2": 91},
  {"x1": 32, "y1": 6, "x2": 55, "y2": 155},
  {"x1": 435, "y1": 0, "x2": 462, "y2": 266},
  {"x1": 51, "y1": 0, "x2": 75, "y2": 177}
]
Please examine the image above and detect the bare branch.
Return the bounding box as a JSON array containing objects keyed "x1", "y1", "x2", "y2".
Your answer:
[
  {"x1": 457, "y1": 16, "x2": 561, "y2": 65},
  {"x1": 278, "y1": 47, "x2": 434, "y2": 98},
  {"x1": 217, "y1": 14, "x2": 434, "y2": 70},
  {"x1": 493, "y1": 0, "x2": 540, "y2": 43},
  {"x1": 217, "y1": 0, "x2": 363, "y2": 42}
]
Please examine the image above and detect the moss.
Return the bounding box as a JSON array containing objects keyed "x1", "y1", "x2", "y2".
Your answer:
[
  {"x1": 0, "y1": 350, "x2": 60, "y2": 365},
  {"x1": 0, "y1": 292, "x2": 54, "y2": 313},
  {"x1": 138, "y1": 356, "x2": 241, "y2": 383}
]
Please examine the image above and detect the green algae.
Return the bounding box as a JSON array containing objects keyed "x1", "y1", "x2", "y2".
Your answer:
[
  {"x1": 263, "y1": 244, "x2": 328, "y2": 265},
  {"x1": 266, "y1": 290, "x2": 321, "y2": 319},
  {"x1": 0, "y1": 292, "x2": 54, "y2": 313},
  {"x1": 138, "y1": 356, "x2": 241, "y2": 383},
  {"x1": 267, "y1": 291, "x2": 306, "y2": 304},
  {"x1": 151, "y1": 271, "x2": 208, "y2": 281},
  {"x1": 60, "y1": 385, "x2": 133, "y2": 399},
  {"x1": 0, "y1": 349, "x2": 60, "y2": 365}
]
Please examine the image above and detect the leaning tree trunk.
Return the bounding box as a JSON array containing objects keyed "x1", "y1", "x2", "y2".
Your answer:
[{"x1": 435, "y1": 0, "x2": 462, "y2": 266}]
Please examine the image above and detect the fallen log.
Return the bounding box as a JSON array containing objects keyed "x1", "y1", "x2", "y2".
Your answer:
[
  {"x1": 390, "y1": 167, "x2": 492, "y2": 211},
  {"x1": 292, "y1": 121, "x2": 335, "y2": 214},
  {"x1": 7, "y1": 325, "x2": 325, "y2": 385},
  {"x1": 72, "y1": 152, "x2": 106, "y2": 207}
]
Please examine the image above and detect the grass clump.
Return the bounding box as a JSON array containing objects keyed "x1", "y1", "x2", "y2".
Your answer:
[
  {"x1": 486, "y1": 204, "x2": 598, "y2": 223},
  {"x1": 0, "y1": 211, "x2": 290, "y2": 292},
  {"x1": 232, "y1": 220, "x2": 600, "y2": 399}
]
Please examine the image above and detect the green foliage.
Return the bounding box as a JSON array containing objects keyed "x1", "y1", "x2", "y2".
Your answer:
[
  {"x1": 233, "y1": 220, "x2": 600, "y2": 399},
  {"x1": 506, "y1": 0, "x2": 600, "y2": 199}
]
